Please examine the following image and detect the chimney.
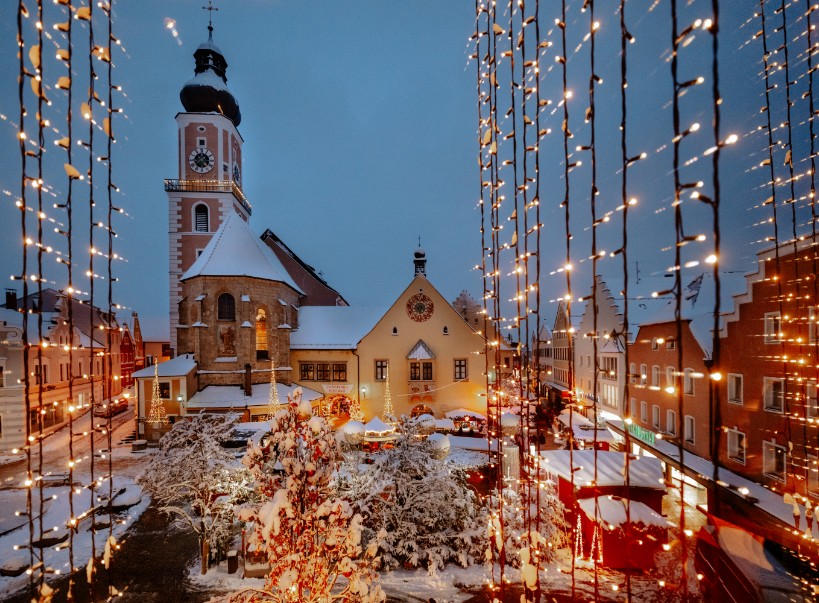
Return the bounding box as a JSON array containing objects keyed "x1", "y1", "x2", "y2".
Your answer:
[
  {"x1": 5, "y1": 289, "x2": 17, "y2": 310},
  {"x1": 244, "y1": 363, "x2": 252, "y2": 397}
]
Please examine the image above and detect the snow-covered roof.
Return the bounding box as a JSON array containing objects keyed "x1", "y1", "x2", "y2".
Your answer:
[
  {"x1": 407, "y1": 339, "x2": 435, "y2": 360},
  {"x1": 290, "y1": 306, "x2": 383, "y2": 349},
  {"x1": 539, "y1": 450, "x2": 665, "y2": 490},
  {"x1": 132, "y1": 354, "x2": 197, "y2": 379},
  {"x1": 578, "y1": 496, "x2": 669, "y2": 529},
  {"x1": 186, "y1": 381, "x2": 322, "y2": 409},
  {"x1": 445, "y1": 408, "x2": 486, "y2": 420},
  {"x1": 364, "y1": 417, "x2": 395, "y2": 434},
  {"x1": 0, "y1": 308, "x2": 61, "y2": 346},
  {"x1": 435, "y1": 418, "x2": 455, "y2": 430},
  {"x1": 136, "y1": 316, "x2": 170, "y2": 342},
  {"x1": 448, "y1": 435, "x2": 498, "y2": 452},
  {"x1": 711, "y1": 519, "x2": 803, "y2": 593},
  {"x1": 183, "y1": 69, "x2": 228, "y2": 92},
  {"x1": 182, "y1": 213, "x2": 303, "y2": 294}
]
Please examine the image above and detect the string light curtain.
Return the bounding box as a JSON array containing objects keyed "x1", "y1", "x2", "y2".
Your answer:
[
  {"x1": 468, "y1": 0, "x2": 768, "y2": 599},
  {"x1": 13, "y1": 1, "x2": 125, "y2": 599}
]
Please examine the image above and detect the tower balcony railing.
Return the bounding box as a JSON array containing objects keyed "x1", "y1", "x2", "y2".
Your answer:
[{"x1": 164, "y1": 178, "x2": 252, "y2": 214}]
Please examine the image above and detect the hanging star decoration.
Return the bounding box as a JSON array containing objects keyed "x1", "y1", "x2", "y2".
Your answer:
[
  {"x1": 147, "y1": 362, "x2": 169, "y2": 426},
  {"x1": 382, "y1": 367, "x2": 395, "y2": 423},
  {"x1": 267, "y1": 360, "x2": 281, "y2": 420}
]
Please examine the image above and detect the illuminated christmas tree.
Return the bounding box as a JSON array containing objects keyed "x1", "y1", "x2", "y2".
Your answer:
[
  {"x1": 349, "y1": 395, "x2": 365, "y2": 422},
  {"x1": 266, "y1": 360, "x2": 281, "y2": 420},
  {"x1": 382, "y1": 368, "x2": 395, "y2": 422},
  {"x1": 147, "y1": 362, "x2": 168, "y2": 426}
]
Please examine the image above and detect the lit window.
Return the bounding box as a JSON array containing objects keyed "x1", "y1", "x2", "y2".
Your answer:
[
  {"x1": 332, "y1": 363, "x2": 347, "y2": 382},
  {"x1": 300, "y1": 363, "x2": 314, "y2": 381},
  {"x1": 316, "y1": 363, "x2": 330, "y2": 381},
  {"x1": 763, "y1": 377, "x2": 785, "y2": 413},
  {"x1": 683, "y1": 368, "x2": 695, "y2": 396},
  {"x1": 727, "y1": 429, "x2": 746, "y2": 464},
  {"x1": 666, "y1": 410, "x2": 677, "y2": 436},
  {"x1": 684, "y1": 415, "x2": 695, "y2": 445},
  {"x1": 762, "y1": 441, "x2": 786, "y2": 482},
  {"x1": 375, "y1": 360, "x2": 388, "y2": 381},
  {"x1": 807, "y1": 382, "x2": 818, "y2": 419},
  {"x1": 727, "y1": 374, "x2": 743, "y2": 405},
  {"x1": 764, "y1": 311, "x2": 781, "y2": 344}
]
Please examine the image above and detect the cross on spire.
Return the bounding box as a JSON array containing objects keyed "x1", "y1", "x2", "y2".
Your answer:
[{"x1": 202, "y1": 1, "x2": 219, "y2": 29}]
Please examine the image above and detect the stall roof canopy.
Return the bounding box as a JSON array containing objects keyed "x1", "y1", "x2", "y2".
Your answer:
[
  {"x1": 540, "y1": 450, "x2": 665, "y2": 490},
  {"x1": 578, "y1": 496, "x2": 669, "y2": 529}
]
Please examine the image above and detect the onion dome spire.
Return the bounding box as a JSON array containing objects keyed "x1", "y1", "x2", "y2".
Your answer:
[{"x1": 179, "y1": 23, "x2": 242, "y2": 126}]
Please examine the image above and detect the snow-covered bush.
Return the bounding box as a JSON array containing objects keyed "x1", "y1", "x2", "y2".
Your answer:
[
  {"x1": 138, "y1": 413, "x2": 251, "y2": 574},
  {"x1": 488, "y1": 482, "x2": 569, "y2": 572},
  {"x1": 337, "y1": 420, "x2": 485, "y2": 571},
  {"x1": 232, "y1": 388, "x2": 383, "y2": 603}
]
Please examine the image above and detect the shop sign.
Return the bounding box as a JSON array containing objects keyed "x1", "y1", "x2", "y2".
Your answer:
[
  {"x1": 322, "y1": 383, "x2": 353, "y2": 394},
  {"x1": 627, "y1": 423, "x2": 655, "y2": 446}
]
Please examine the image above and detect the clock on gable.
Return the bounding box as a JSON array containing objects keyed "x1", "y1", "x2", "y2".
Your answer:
[
  {"x1": 406, "y1": 293, "x2": 434, "y2": 322},
  {"x1": 188, "y1": 146, "x2": 214, "y2": 174}
]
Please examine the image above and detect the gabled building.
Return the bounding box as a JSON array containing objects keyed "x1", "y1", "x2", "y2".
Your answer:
[
  {"x1": 574, "y1": 276, "x2": 626, "y2": 419},
  {"x1": 718, "y1": 241, "x2": 819, "y2": 500},
  {"x1": 0, "y1": 289, "x2": 124, "y2": 453}
]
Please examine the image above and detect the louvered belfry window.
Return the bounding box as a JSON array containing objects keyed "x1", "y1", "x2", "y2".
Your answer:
[{"x1": 195, "y1": 204, "x2": 208, "y2": 232}]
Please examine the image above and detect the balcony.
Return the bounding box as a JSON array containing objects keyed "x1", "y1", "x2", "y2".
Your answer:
[{"x1": 164, "y1": 179, "x2": 252, "y2": 214}]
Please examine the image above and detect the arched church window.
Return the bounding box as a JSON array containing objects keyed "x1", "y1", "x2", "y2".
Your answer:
[
  {"x1": 217, "y1": 293, "x2": 235, "y2": 321},
  {"x1": 256, "y1": 308, "x2": 268, "y2": 360},
  {"x1": 194, "y1": 204, "x2": 209, "y2": 232}
]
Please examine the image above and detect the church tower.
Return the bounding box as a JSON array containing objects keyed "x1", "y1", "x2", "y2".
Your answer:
[{"x1": 165, "y1": 24, "x2": 250, "y2": 354}]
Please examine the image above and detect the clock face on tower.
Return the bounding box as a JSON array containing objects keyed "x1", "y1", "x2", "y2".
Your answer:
[
  {"x1": 406, "y1": 293, "x2": 434, "y2": 322},
  {"x1": 188, "y1": 147, "x2": 214, "y2": 174}
]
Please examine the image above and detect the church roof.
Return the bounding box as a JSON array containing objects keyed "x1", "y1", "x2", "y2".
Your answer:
[
  {"x1": 181, "y1": 213, "x2": 303, "y2": 294},
  {"x1": 290, "y1": 306, "x2": 383, "y2": 349}
]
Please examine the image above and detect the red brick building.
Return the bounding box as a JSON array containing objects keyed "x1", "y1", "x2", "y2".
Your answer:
[
  {"x1": 628, "y1": 319, "x2": 712, "y2": 460},
  {"x1": 718, "y1": 241, "x2": 819, "y2": 500}
]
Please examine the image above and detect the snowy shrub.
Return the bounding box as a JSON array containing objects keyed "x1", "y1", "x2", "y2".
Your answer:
[
  {"x1": 487, "y1": 483, "x2": 569, "y2": 572},
  {"x1": 337, "y1": 421, "x2": 485, "y2": 572},
  {"x1": 231, "y1": 388, "x2": 383, "y2": 603},
  {"x1": 138, "y1": 413, "x2": 252, "y2": 574}
]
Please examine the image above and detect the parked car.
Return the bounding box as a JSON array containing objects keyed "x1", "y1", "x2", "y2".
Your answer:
[
  {"x1": 694, "y1": 516, "x2": 808, "y2": 603},
  {"x1": 94, "y1": 397, "x2": 129, "y2": 418}
]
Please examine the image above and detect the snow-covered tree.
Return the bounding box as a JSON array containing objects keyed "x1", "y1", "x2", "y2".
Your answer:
[
  {"x1": 233, "y1": 388, "x2": 383, "y2": 603},
  {"x1": 337, "y1": 420, "x2": 485, "y2": 571},
  {"x1": 138, "y1": 413, "x2": 250, "y2": 574}
]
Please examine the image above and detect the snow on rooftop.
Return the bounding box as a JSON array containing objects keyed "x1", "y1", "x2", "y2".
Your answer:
[
  {"x1": 448, "y1": 435, "x2": 498, "y2": 452},
  {"x1": 290, "y1": 306, "x2": 382, "y2": 349},
  {"x1": 364, "y1": 417, "x2": 395, "y2": 434},
  {"x1": 136, "y1": 316, "x2": 171, "y2": 342},
  {"x1": 540, "y1": 450, "x2": 665, "y2": 490},
  {"x1": 183, "y1": 68, "x2": 228, "y2": 92},
  {"x1": 132, "y1": 354, "x2": 197, "y2": 379},
  {"x1": 182, "y1": 213, "x2": 303, "y2": 294},
  {"x1": 186, "y1": 381, "x2": 321, "y2": 410},
  {"x1": 578, "y1": 496, "x2": 669, "y2": 529},
  {"x1": 445, "y1": 409, "x2": 486, "y2": 420}
]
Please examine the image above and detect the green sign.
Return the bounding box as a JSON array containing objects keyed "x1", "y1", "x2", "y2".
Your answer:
[{"x1": 628, "y1": 423, "x2": 655, "y2": 446}]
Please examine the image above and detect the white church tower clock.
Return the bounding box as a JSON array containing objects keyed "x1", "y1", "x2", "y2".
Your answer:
[{"x1": 165, "y1": 22, "x2": 250, "y2": 354}]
